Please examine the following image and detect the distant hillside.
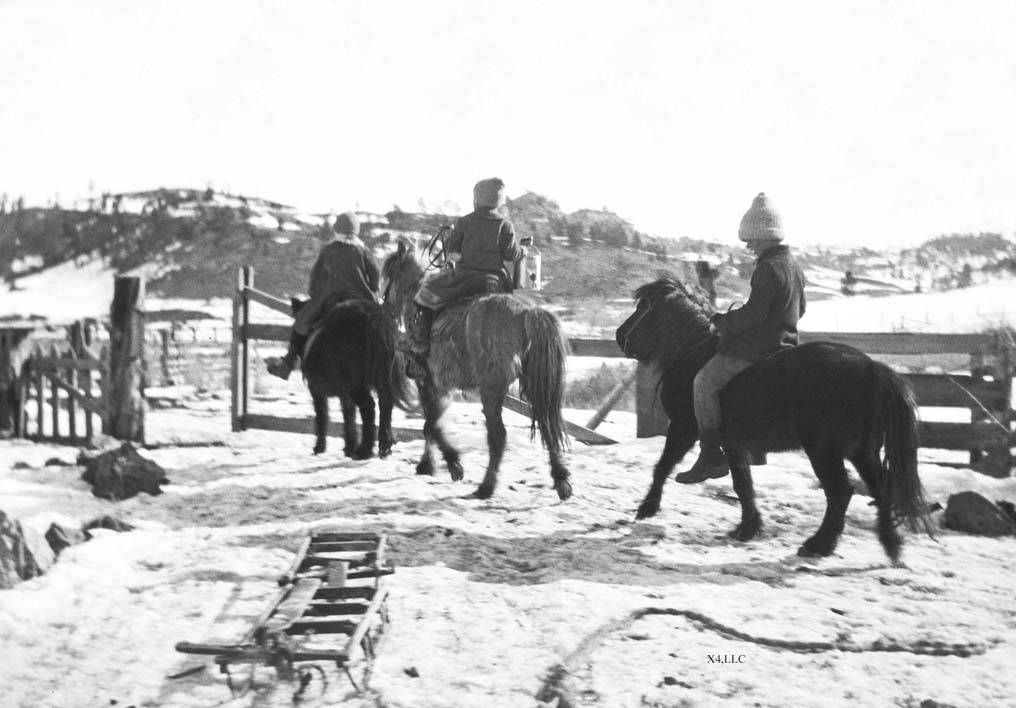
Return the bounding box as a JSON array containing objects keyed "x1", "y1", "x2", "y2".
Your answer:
[{"x1": 1, "y1": 187, "x2": 1014, "y2": 308}]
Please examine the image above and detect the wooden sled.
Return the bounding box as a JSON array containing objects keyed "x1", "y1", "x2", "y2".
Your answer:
[{"x1": 176, "y1": 531, "x2": 394, "y2": 696}]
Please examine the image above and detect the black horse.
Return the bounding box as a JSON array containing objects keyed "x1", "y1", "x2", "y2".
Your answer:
[
  {"x1": 293, "y1": 298, "x2": 413, "y2": 459},
  {"x1": 616, "y1": 277, "x2": 931, "y2": 562}
]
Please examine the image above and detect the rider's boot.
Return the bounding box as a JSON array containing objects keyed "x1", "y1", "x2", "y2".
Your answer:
[
  {"x1": 675, "y1": 435, "x2": 729, "y2": 483},
  {"x1": 267, "y1": 330, "x2": 307, "y2": 381}
]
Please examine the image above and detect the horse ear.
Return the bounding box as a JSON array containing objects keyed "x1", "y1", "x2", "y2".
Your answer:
[{"x1": 397, "y1": 240, "x2": 407, "y2": 255}]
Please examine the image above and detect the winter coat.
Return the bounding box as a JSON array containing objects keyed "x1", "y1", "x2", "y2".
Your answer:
[
  {"x1": 294, "y1": 238, "x2": 379, "y2": 334},
  {"x1": 712, "y1": 245, "x2": 807, "y2": 361},
  {"x1": 414, "y1": 208, "x2": 526, "y2": 310}
]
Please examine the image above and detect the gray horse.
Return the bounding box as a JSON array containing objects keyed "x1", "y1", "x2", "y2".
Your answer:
[{"x1": 381, "y1": 241, "x2": 572, "y2": 501}]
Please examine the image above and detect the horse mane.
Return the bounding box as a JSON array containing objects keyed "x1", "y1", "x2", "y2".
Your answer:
[{"x1": 633, "y1": 275, "x2": 718, "y2": 374}]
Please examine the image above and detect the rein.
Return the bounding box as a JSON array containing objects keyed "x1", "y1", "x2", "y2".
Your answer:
[{"x1": 624, "y1": 297, "x2": 716, "y2": 368}]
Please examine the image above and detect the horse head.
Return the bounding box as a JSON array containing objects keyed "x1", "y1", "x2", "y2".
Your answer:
[
  {"x1": 616, "y1": 276, "x2": 717, "y2": 368},
  {"x1": 380, "y1": 239, "x2": 425, "y2": 330}
]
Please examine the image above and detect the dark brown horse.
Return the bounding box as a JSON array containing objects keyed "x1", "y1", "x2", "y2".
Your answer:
[
  {"x1": 294, "y1": 298, "x2": 412, "y2": 459},
  {"x1": 616, "y1": 276, "x2": 931, "y2": 561},
  {"x1": 380, "y1": 241, "x2": 572, "y2": 500}
]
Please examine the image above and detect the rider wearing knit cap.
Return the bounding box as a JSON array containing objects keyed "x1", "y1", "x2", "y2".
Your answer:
[
  {"x1": 268, "y1": 210, "x2": 380, "y2": 381},
  {"x1": 407, "y1": 177, "x2": 527, "y2": 370},
  {"x1": 676, "y1": 192, "x2": 807, "y2": 483}
]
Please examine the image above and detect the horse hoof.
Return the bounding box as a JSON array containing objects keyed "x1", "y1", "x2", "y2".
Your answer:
[
  {"x1": 555, "y1": 480, "x2": 573, "y2": 501},
  {"x1": 415, "y1": 461, "x2": 435, "y2": 476},
  {"x1": 728, "y1": 521, "x2": 761, "y2": 542},
  {"x1": 797, "y1": 538, "x2": 835, "y2": 557},
  {"x1": 353, "y1": 448, "x2": 374, "y2": 460},
  {"x1": 379, "y1": 446, "x2": 392, "y2": 459},
  {"x1": 313, "y1": 444, "x2": 326, "y2": 455},
  {"x1": 635, "y1": 500, "x2": 660, "y2": 520},
  {"x1": 448, "y1": 460, "x2": 464, "y2": 482},
  {"x1": 474, "y1": 483, "x2": 494, "y2": 500}
]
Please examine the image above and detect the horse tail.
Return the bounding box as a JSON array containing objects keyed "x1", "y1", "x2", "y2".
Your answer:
[
  {"x1": 519, "y1": 309, "x2": 570, "y2": 451},
  {"x1": 868, "y1": 363, "x2": 933, "y2": 537},
  {"x1": 367, "y1": 304, "x2": 414, "y2": 411}
]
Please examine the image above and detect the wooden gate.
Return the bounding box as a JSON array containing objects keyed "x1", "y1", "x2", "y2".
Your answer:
[{"x1": 230, "y1": 267, "x2": 619, "y2": 445}]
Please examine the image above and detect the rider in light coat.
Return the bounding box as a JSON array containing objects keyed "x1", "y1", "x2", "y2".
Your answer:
[{"x1": 676, "y1": 192, "x2": 807, "y2": 483}]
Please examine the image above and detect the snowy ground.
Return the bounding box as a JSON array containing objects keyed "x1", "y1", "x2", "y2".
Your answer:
[{"x1": 1, "y1": 395, "x2": 1015, "y2": 708}]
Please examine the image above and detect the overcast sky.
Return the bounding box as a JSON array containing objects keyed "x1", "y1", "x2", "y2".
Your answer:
[{"x1": 2, "y1": 0, "x2": 1015, "y2": 247}]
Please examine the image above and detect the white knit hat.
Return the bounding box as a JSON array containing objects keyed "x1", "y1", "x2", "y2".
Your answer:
[{"x1": 738, "y1": 193, "x2": 783, "y2": 242}]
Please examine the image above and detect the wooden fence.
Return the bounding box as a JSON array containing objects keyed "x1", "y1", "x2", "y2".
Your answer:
[
  {"x1": 230, "y1": 266, "x2": 1012, "y2": 460},
  {"x1": 625, "y1": 330, "x2": 1014, "y2": 458},
  {"x1": 1, "y1": 320, "x2": 105, "y2": 443},
  {"x1": 230, "y1": 267, "x2": 618, "y2": 445},
  {"x1": 1, "y1": 277, "x2": 148, "y2": 444}
]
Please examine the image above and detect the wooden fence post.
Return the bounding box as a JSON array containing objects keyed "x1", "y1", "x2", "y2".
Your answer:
[
  {"x1": 105, "y1": 276, "x2": 146, "y2": 442},
  {"x1": 635, "y1": 362, "x2": 669, "y2": 438},
  {"x1": 159, "y1": 329, "x2": 172, "y2": 385},
  {"x1": 231, "y1": 266, "x2": 253, "y2": 432}
]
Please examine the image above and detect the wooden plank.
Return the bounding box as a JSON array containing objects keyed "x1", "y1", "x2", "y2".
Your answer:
[
  {"x1": 343, "y1": 585, "x2": 390, "y2": 662},
  {"x1": 278, "y1": 535, "x2": 313, "y2": 586},
  {"x1": 311, "y1": 531, "x2": 385, "y2": 542},
  {"x1": 567, "y1": 337, "x2": 625, "y2": 358},
  {"x1": 263, "y1": 578, "x2": 322, "y2": 633},
  {"x1": 241, "y1": 268, "x2": 251, "y2": 434},
  {"x1": 244, "y1": 286, "x2": 293, "y2": 317},
  {"x1": 502, "y1": 394, "x2": 617, "y2": 445},
  {"x1": 919, "y1": 421, "x2": 1012, "y2": 450},
  {"x1": 307, "y1": 541, "x2": 379, "y2": 553},
  {"x1": 50, "y1": 373, "x2": 59, "y2": 439},
  {"x1": 286, "y1": 618, "x2": 358, "y2": 636},
  {"x1": 66, "y1": 367, "x2": 76, "y2": 439},
  {"x1": 83, "y1": 368, "x2": 94, "y2": 439},
  {"x1": 35, "y1": 365, "x2": 44, "y2": 438},
  {"x1": 799, "y1": 331, "x2": 994, "y2": 356},
  {"x1": 42, "y1": 371, "x2": 107, "y2": 417},
  {"x1": 905, "y1": 373, "x2": 1009, "y2": 411},
  {"x1": 230, "y1": 270, "x2": 245, "y2": 433},
  {"x1": 243, "y1": 412, "x2": 426, "y2": 442},
  {"x1": 243, "y1": 322, "x2": 291, "y2": 342},
  {"x1": 635, "y1": 362, "x2": 668, "y2": 438}
]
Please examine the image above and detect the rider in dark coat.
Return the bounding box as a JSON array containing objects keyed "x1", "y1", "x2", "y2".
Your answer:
[
  {"x1": 268, "y1": 211, "x2": 379, "y2": 380},
  {"x1": 408, "y1": 177, "x2": 526, "y2": 363},
  {"x1": 676, "y1": 192, "x2": 807, "y2": 483}
]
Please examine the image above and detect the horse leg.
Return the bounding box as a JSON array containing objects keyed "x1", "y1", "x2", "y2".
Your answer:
[
  {"x1": 416, "y1": 377, "x2": 462, "y2": 481},
  {"x1": 537, "y1": 416, "x2": 572, "y2": 502},
  {"x1": 636, "y1": 423, "x2": 697, "y2": 519},
  {"x1": 352, "y1": 387, "x2": 376, "y2": 460},
  {"x1": 312, "y1": 393, "x2": 329, "y2": 455},
  {"x1": 727, "y1": 450, "x2": 762, "y2": 541},
  {"x1": 851, "y1": 452, "x2": 902, "y2": 563},
  {"x1": 475, "y1": 388, "x2": 508, "y2": 500},
  {"x1": 338, "y1": 393, "x2": 359, "y2": 458},
  {"x1": 799, "y1": 446, "x2": 853, "y2": 557},
  {"x1": 377, "y1": 389, "x2": 395, "y2": 459}
]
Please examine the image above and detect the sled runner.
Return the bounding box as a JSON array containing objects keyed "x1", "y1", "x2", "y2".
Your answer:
[{"x1": 176, "y1": 531, "x2": 393, "y2": 696}]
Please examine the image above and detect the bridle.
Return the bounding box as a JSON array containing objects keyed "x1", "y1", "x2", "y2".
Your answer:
[
  {"x1": 619, "y1": 299, "x2": 656, "y2": 357},
  {"x1": 621, "y1": 295, "x2": 717, "y2": 363}
]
